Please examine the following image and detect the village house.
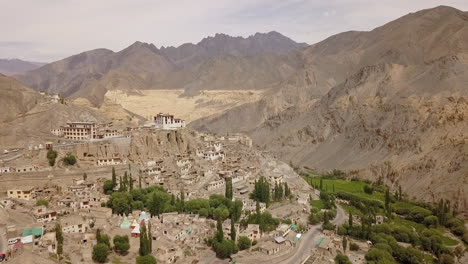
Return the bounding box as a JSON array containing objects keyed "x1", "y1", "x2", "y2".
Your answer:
[
  {"x1": 96, "y1": 157, "x2": 124, "y2": 166},
  {"x1": 176, "y1": 158, "x2": 192, "y2": 167},
  {"x1": 203, "y1": 150, "x2": 225, "y2": 161},
  {"x1": 275, "y1": 224, "x2": 292, "y2": 238},
  {"x1": 67, "y1": 185, "x2": 89, "y2": 196},
  {"x1": 60, "y1": 215, "x2": 89, "y2": 233},
  {"x1": 32, "y1": 205, "x2": 57, "y2": 223},
  {"x1": 206, "y1": 179, "x2": 225, "y2": 191},
  {"x1": 7, "y1": 186, "x2": 35, "y2": 200},
  {"x1": 259, "y1": 241, "x2": 281, "y2": 255},
  {"x1": 52, "y1": 122, "x2": 97, "y2": 140},
  {"x1": 239, "y1": 224, "x2": 261, "y2": 240},
  {"x1": 0, "y1": 167, "x2": 12, "y2": 173},
  {"x1": 57, "y1": 197, "x2": 78, "y2": 208},
  {"x1": 0, "y1": 198, "x2": 15, "y2": 208},
  {"x1": 79, "y1": 200, "x2": 92, "y2": 209},
  {"x1": 141, "y1": 166, "x2": 163, "y2": 176},
  {"x1": 15, "y1": 165, "x2": 37, "y2": 173}
]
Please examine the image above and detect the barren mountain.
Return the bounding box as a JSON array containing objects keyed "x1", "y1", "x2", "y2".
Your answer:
[
  {"x1": 0, "y1": 58, "x2": 45, "y2": 75},
  {"x1": 15, "y1": 32, "x2": 307, "y2": 106},
  {"x1": 160, "y1": 31, "x2": 307, "y2": 68},
  {"x1": 191, "y1": 6, "x2": 468, "y2": 214}
]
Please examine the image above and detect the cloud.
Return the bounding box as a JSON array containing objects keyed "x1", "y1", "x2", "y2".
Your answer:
[{"x1": 1, "y1": 0, "x2": 467, "y2": 62}]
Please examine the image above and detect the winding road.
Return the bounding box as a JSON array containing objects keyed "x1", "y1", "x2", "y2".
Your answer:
[{"x1": 276, "y1": 205, "x2": 347, "y2": 264}]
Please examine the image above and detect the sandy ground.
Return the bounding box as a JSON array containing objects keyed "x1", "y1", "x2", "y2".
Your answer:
[{"x1": 105, "y1": 89, "x2": 264, "y2": 122}]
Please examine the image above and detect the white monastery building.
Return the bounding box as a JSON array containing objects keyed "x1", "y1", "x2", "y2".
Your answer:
[{"x1": 154, "y1": 113, "x2": 186, "y2": 130}]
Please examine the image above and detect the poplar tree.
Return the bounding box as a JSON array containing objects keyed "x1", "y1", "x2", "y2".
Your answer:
[
  {"x1": 230, "y1": 220, "x2": 236, "y2": 241},
  {"x1": 216, "y1": 219, "x2": 224, "y2": 242},
  {"x1": 225, "y1": 177, "x2": 233, "y2": 200},
  {"x1": 111, "y1": 167, "x2": 117, "y2": 188}
]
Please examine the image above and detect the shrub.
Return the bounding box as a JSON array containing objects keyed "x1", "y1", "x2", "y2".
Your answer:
[
  {"x1": 349, "y1": 242, "x2": 360, "y2": 251},
  {"x1": 335, "y1": 253, "x2": 352, "y2": 264},
  {"x1": 423, "y1": 215, "x2": 439, "y2": 228},
  {"x1": 92, "y1": 243, "x2": 110, "y2": 263},
  {"x1": 62, "y1": 153, "x2": 76, "y2": 166},
  {"x1": 238, "y1": 236, "x2": 252, "y2": 250},
  {"x1": 113, "y1": 235, "x2": 130, "y2": 255},
  {"x1": 363, "y1": 185, "x2": 374, "y2": 194},
  {"x1": 36, "y1": 199, "x2": 49, "y2": 207},
  {"x1": 136, "y1": 255, "x2": 157, "y2": 264},
  {"x1": 47, "y1": 150, "x2": 58, "y2": 166}
]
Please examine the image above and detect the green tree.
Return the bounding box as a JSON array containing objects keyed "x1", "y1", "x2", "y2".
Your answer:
[
  {"x1": 62, "y1": 153, "x2": 76, "y2": 166},
  {"x1": 136, "y1": 255, "x2": 157, "y2": 264},
  {"x1": 112, "y1": 167, "x2": 117, "y2": 188},
  {"x1": 284, "y1": 182, "x2": 291, "y2": 197},
  {"x1": 216, "y1": 219, "x2": 224, "y2": 243},
  {"x1": 230, "y1": 220, "x2": 236, "y2": 241},
  {"x1": 230, "y1": 199, "x2": 243, "y2": 223},
  {"x1": 113, "y1": 235, "x2": 130, "y2": 255},
  {"x1": 103, "y1": 180, "x2": 114, "y2": 194},
  {"x1": 55, "y1": 224, "x2": 63, "y2": 256},
  {"x1": 108, "y1": 192, "x2": 133, "y2": 215},
  {"x1": 212, "y1": 240, "x2": 237, "y2": 259},
  {"x1": 139, "y1": 225, "x2": 150, "y2": 256},
  {"x1": 149, "y1": 192, "x2": 166, "y2": 217},
  {"x1": 47, "y1": 149, "x2": 58, "y2": 166},
  {"x1": 92, "y1": 243, "x2": 110, "y2": 263},
  {"x1": 238, "y1": 236, "x2": 252, "y2": 250},
  {"x1": 335, "y1": 253, "x2": 352, "y2": 264},
  {"x1": 342, "y1": 236, "x2": 348, "y2": 252},
  {"x1": 320, "y1": 178, "x2": 323, "y2": 190},
  {"x1": 349, "y1": 243, "x2": 359, "y2": 251},
  {"x1": 349, "y1": 212, "x2": 353, "y2": 227},
  {"x1": 225, "y1": 177, "x2": 233, "y2": 200},
  {"x1": 129, "y1": 173, "x2": 134, "y2": 190},
  {"x1": 250, "y1": 177, "x2": 270, "y2": 204},
  {"x1": 385, "y1": 189, "x2": 391, "y2": 216}
]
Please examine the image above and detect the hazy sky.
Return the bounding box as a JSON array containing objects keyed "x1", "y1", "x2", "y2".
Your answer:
[{"x1": 2, "y1": 0, "x2": 468, "y2": 62}]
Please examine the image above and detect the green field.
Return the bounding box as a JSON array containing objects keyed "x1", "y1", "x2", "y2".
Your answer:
[
  {"x1": 305, "y1": 177, "x2": 385, "y2": 201},
  {"x1": 311, "y1": 200, "x2": 325, "y2": 210},
  {"x1": 305, "y1": 176, "x2": 460, "y2": 248}
]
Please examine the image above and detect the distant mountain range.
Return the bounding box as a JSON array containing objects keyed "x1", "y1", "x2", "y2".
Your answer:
[
  {"x1": 15, "y1": 31, "x2": 307, "y2": 105},
  {"x1": 0, "y1": 59, "x2": 46, "y2": 75}
]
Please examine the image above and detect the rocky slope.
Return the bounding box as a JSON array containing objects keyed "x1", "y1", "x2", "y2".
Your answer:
[
  {"x1": 191, "y1": 6, "x2": 468, "y2": 214},
  {"x1": 0, "y1": 74, "x2": 142, "y2": 148}
]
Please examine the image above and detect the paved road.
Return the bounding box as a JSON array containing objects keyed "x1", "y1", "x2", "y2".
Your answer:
[{"x1": 274, "y1": 205, "x2": 347, "y2": 264}]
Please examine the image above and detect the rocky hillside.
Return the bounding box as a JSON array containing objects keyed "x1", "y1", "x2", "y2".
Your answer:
[
  {"x1": 191, "y1": 6, "x2": 468, "y2": 214},
  {"x1": 0, "y1": 59, "x2": 46, "y2": 75},
  {"x1": 15, "y1": 32, "x2": 307, "y2": 106},
  {"x1": 0, "y1": 74, "x2": 142, "y2": 148}
]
